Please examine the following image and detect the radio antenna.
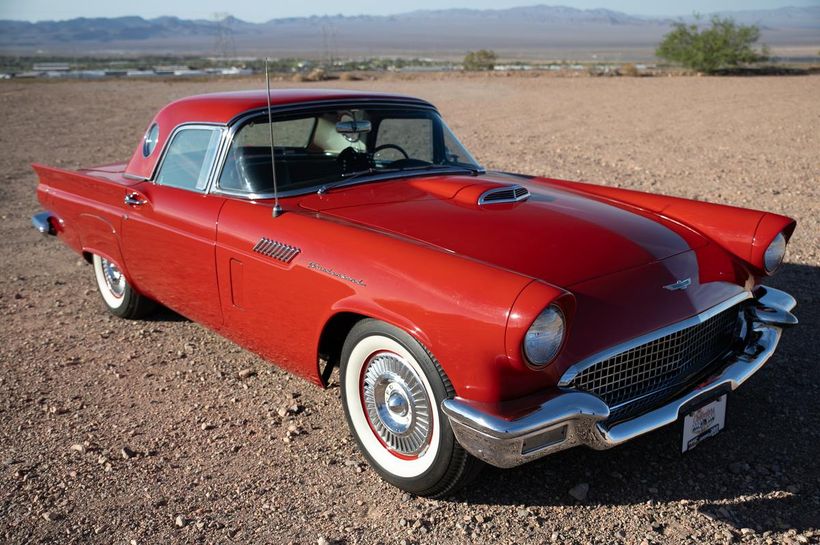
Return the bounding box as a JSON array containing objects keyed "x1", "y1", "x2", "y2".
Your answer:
[{"x1": 265, "y1": 58, "x2": 283, "y2": 218}]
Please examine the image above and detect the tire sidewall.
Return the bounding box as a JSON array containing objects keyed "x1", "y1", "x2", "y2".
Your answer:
[
  {"x1": 340, "y1": 319, "x2": 459, "y2": 495},
  {"x1": 92, "y1": 254, "x2": 133, "y2": 317}
]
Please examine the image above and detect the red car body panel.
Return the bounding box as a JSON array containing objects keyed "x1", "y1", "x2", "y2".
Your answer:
[{"x1": 32, "y1": 90, "x2": 796, "y2": 411}]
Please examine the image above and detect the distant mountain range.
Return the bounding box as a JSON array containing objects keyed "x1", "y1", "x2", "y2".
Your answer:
[{"x1": 1, "y1": 5, "x2": 817, "y2": 58}]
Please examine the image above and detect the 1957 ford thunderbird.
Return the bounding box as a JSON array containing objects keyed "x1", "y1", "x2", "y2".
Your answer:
[{"x1": 32, "y1": 89, "x2": 797, "y2": 497}]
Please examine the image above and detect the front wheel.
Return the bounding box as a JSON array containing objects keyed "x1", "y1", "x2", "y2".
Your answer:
[
  {"x1": 340, "y1": 319, "x2": 482, "y2": 497},
  {"x1": 92, "y1": 254, "x2": 156, "y2": 319}
]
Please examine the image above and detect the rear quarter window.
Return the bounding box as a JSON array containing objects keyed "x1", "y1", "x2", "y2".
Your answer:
[{"x1": 155, "y1": 127, "x2": 222, "y2": 192}]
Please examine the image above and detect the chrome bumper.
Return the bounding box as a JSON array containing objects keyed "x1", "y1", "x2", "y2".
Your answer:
[
  {"x1": 32, "y1": 211, "x2": 56, "y2": 236},
  {"x1": 442, "y1": 287, "x2": 797, "y2": 469}
]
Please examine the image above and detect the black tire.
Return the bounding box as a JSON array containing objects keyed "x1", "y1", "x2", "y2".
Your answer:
[
  {"x1": 92, "y1": 254, "x2": 156, "y2": 319},
  {"x1": 340, "y1": 319, "x2": 483, "y2": 497}
]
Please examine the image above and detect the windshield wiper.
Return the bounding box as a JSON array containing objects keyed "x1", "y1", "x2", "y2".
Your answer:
[{"x1": 317, "y1": 164, "x2": 484, "y2": 195}]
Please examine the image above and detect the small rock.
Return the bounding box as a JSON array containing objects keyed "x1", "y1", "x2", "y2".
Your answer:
[
  {"x1": 317, "y1": 537, "x2": 329, "y2": 545},
  {"x1": 201, "y1": 423, "x2": 214, "y2": 431},
  {"x1": 42, "y1": 511, "x2": 63, "y2": 522},
  {"x1": 69, "y1": 444, "x2": 85, "y2": 453},
  {"x1": 569, "y1": 482, "x2": 589, "y2": 501},
  {"x1": 238, "y1": 368, "x2": 256, "y2": 379},
  {"x1": 740, "y1": 528, "x2": 755, "y2": 536},
  {"x1": 121, "y1": 447, "x2": 136, "y2": 460},
  {"x1": 175, "y1": 515, "x2": 187, "y2": 528}
]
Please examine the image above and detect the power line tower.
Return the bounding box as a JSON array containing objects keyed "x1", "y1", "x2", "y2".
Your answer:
[
  {"x1": 213, "y1": 12, "x2": 236, "y2": 60},
  {"x1": 321, "y1": 23, "x2": 338, "y2": 68}
]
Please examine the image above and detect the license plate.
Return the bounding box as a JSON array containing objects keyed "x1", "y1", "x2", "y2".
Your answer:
[{"x1": 681, "y1": 394, "x2": 727, "y2": 453}]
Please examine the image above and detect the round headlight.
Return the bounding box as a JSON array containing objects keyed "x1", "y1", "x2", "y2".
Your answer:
[
  {"x1": 523, "y1": 305, "x2": 565, "y2": 367},
  {"x1": 764, "y1": 232, "x2": 786, "y2": 273}
]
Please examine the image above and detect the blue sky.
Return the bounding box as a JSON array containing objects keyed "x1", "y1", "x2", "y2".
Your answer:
[{"x1": 1, "y1": 0, "x2": 817, "y2": 22}]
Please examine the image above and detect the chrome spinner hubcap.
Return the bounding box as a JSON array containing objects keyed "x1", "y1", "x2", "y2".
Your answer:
[
  {"x1": 100, "y1": 258, "x2": 125, "y2": 298},
  {"x1": 361, "y1": 352, "x2": 432, "y2": 456}
]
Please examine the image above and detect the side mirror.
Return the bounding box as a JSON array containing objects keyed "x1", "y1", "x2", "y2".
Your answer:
[{"x1": 336, "y1": 120, "x2": 371, "y2": 142}]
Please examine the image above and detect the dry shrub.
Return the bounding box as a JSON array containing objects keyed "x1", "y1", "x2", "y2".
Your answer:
[
  {"x1": 620, "y1": 63, "x2": 640, "y2": 77},
  {"x1": 291, "y1": 73, "x2": 308, "y2": 82},
  {"x1": 306, "y1": 68, "x2": 327, "y2": 82}
]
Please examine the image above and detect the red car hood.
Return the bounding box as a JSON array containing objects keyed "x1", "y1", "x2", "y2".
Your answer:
[{"x1": 299, "y1": 174, "x2": 709, "y2": 287}]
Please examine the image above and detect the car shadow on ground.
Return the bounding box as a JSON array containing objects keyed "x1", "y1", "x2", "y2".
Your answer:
[
  {"x1": 141, "y1": 305, "x2": 188, "y2": 322},
  {"x1": 450, "y1": 263, "x2": 819, "y2": 534}
]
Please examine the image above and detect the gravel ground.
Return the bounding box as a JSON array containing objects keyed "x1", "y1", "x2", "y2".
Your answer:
[{"x1": 0, "y1": 74, "x2": 818, "y2": 545}]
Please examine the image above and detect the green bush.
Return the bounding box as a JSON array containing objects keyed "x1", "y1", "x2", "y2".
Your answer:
[
  {"x1": 463, "y1": 49, "x2": 497, "y2": 71},
  {"x1": 656, "y1": 16, "x2": 768, "y2": 73}
]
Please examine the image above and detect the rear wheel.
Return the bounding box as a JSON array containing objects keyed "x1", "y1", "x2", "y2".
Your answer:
[
  {"x1": 340, "y1": 319, "x2": 482, "y2": 497},
  {"x1": 92, "y1": 254, "x2": 156, "y2": 319}
]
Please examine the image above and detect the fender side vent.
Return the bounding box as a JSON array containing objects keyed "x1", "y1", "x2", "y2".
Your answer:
[
  {"x1": 252, "y1": 238, "x2": 300, "y2": 263},
  {"x1": 478, "y1": 184, "x2": 530, "y2": 205}
]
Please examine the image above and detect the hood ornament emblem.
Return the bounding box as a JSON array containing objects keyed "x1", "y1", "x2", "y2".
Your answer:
[{"x1": 664, "y1": 278, "x2": 692, "y2": 291}]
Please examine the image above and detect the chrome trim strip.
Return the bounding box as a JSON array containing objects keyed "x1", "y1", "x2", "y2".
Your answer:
[
  {"x1": 31, "y1": 211, "x2": 56, "y2": 235},
  {"x1": 558, "y1": 291, "x2": 753, "y2": 387},
  {"x1": 442, "y1": 287, "x2": 796, "y2": 469},
  {"x1": 477, "y1": 184, "x2": 531, "y2": 205}
]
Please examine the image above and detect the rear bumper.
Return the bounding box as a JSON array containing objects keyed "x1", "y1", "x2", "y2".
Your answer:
[
  {"x1": 32, "y1": 210, "x2": 57, "y2": 236},
  {"x1": 441, "y1": 287, "x2": 797, "y2": 468}
]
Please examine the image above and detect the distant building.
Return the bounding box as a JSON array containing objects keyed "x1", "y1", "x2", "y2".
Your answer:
[
  {"x1": 153, "y1": 65, "x2": 189, "y2": 75},
  {"x1": 33, "y1": 62, "x2": 70, "y2": 72}
]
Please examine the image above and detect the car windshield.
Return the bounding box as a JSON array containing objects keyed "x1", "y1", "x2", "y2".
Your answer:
[{"x1": 218, "y1": 105, "x2": 481, "y2": 196}]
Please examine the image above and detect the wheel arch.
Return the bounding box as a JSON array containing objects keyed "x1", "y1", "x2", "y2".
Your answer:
[{"x1": 315, "y1": 304, "x2": 435, "y2": 387}]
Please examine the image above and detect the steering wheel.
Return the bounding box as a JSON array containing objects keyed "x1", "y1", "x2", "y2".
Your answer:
[{"x1": 372, "y1": 143, "x2": 410, "y2": 160}]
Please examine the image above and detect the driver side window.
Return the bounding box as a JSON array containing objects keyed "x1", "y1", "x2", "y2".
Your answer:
[{"x1": 375, "y1": 118, "x2": 433, "y2": 162}]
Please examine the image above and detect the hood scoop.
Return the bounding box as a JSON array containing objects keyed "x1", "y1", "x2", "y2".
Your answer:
[{"x1": 478, "y1": 184, "x2": 530, "y2": 205}]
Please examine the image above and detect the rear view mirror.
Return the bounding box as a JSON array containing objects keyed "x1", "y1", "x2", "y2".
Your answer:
[{"x1": 336, "y1": 120, "x2": 371, "y2": 142}]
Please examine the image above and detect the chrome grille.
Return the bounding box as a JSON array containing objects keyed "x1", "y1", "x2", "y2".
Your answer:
[
  {"x1": 568, "y1": 305, "x2": 740, "y2": 420},
  {"x1": 478, "y1": 184, "x2": 530, "y2": 205},
  {"x1": 252, "y1": 237, "x2": 300, "y2": 263}
]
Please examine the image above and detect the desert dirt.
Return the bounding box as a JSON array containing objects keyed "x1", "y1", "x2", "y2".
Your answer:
[{"x1": 0, "y1": 74, "x2": 818, "y2": 545}]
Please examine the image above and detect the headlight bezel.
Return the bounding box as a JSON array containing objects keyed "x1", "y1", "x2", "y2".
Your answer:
[
  {"x1": 763, "y1": 232, "x2": 787, "y2": 274},
  {"x1": 522, "y1": 304, "x2": 566, "y2": 368}
]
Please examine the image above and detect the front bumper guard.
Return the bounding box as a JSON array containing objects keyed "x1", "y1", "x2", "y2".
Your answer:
[{"x1": 442, "y1": 287, "x2": 797, "y2": 469}]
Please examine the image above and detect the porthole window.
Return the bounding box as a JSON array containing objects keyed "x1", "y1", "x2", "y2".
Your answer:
[{"x1": 142, "y1": 123, "x2": 159, "y2": 157}]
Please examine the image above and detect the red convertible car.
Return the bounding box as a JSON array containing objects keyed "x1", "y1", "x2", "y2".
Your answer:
[{"x1": 33, "y1": 89, "x2": 797, "y2": 497}]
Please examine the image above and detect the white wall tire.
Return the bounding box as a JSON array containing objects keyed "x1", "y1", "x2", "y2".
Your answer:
[
  {"x1": 93, "y1": 254, "x2": 126, "y2": 309},
  {"x1": 91, "y1": 254, "x2": 156, "y2": 319},
  {"x1": 340, "y1": 319, "x2": 482, "y2": 497},
  {"x1": 345, "y1": 335, "x2": 441, "y2": 478}
]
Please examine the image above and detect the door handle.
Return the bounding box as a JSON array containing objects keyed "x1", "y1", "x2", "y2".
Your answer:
[{"x1": 124, "y1": 192, "x2": 147, "y2": 206}]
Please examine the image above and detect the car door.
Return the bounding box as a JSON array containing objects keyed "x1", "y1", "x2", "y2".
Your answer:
[{"x1": 121, "y1": 125, "x2": 226, "y2": 329}]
